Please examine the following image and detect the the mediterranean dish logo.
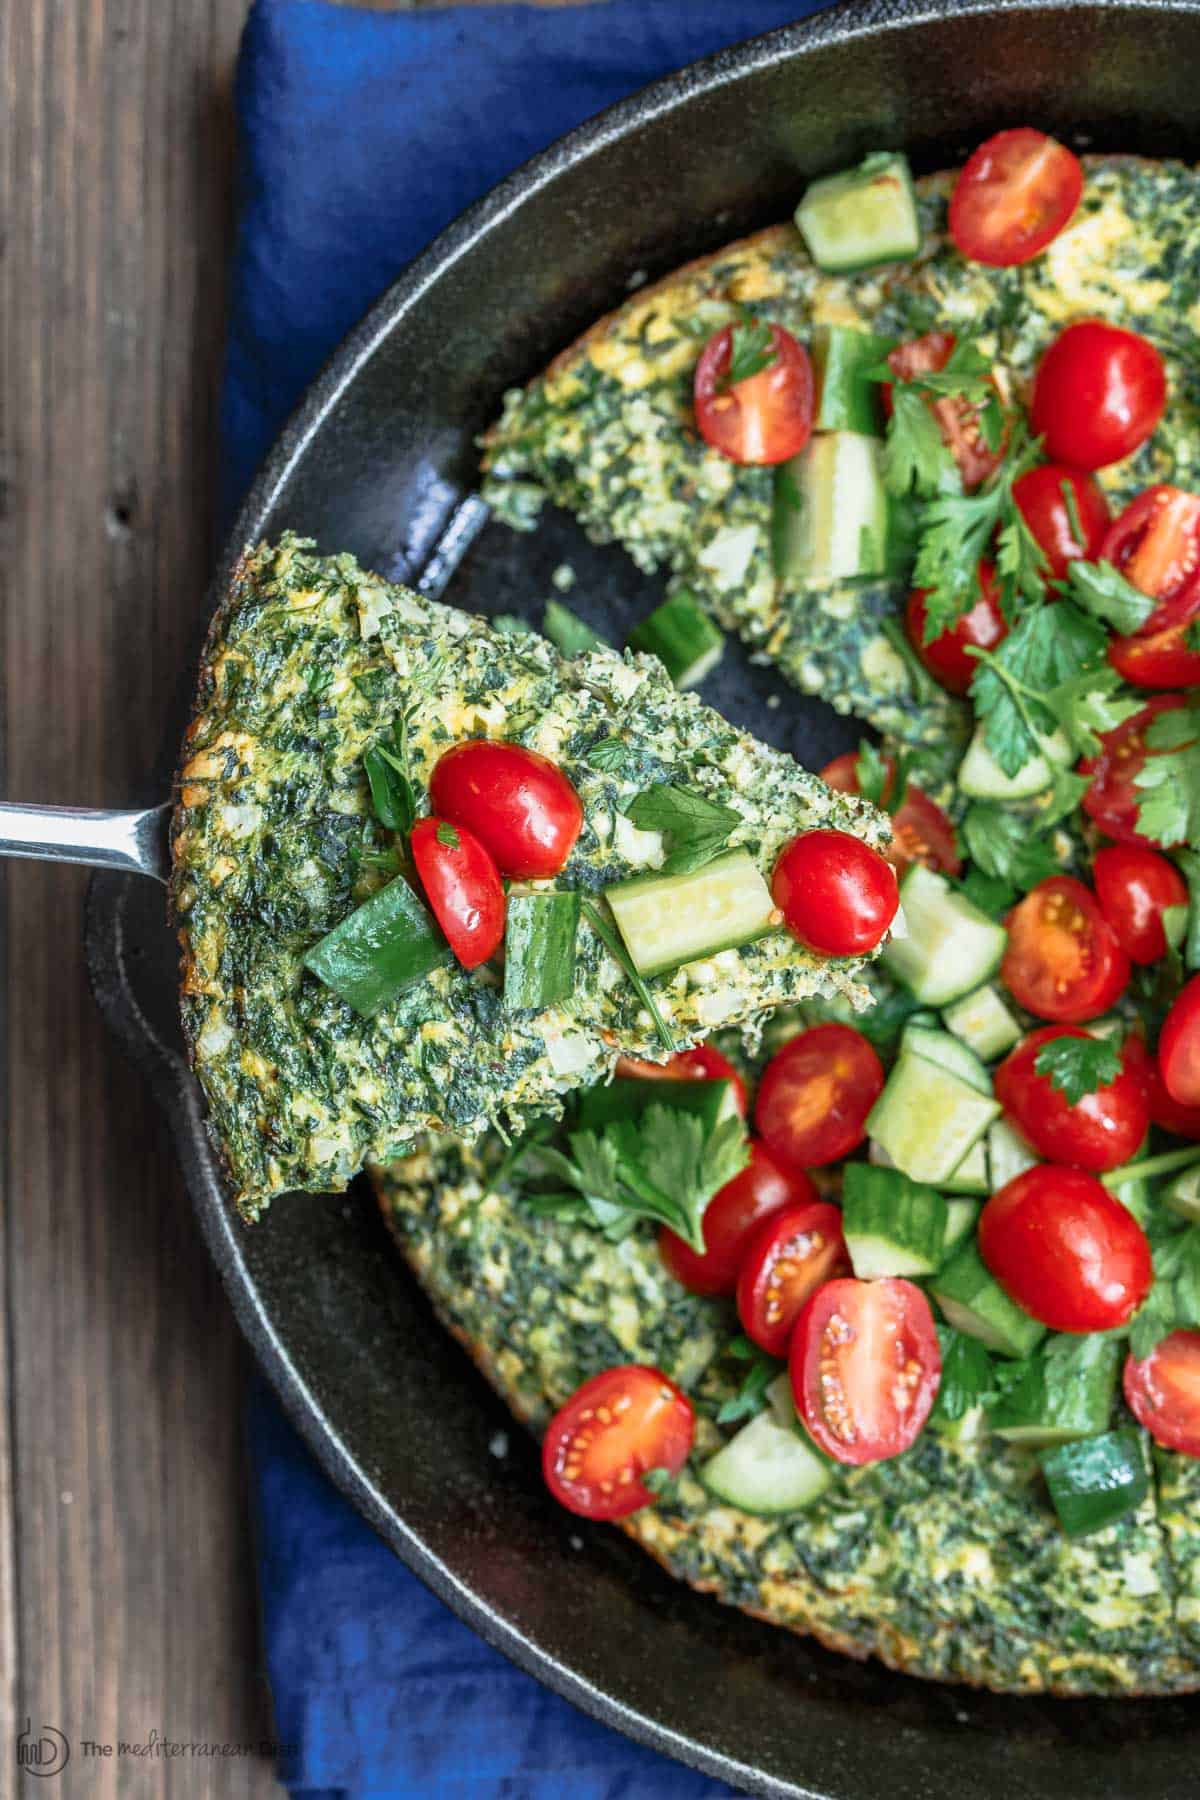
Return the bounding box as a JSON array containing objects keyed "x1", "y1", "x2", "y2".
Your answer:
[{"x1": 16, "y1": 1719, "x2": 70, "y2": 1778}]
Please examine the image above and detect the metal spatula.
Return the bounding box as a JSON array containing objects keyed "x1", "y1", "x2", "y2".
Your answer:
[{"x1": 0, "y1": 801, "x2": 172, "y2": 882}]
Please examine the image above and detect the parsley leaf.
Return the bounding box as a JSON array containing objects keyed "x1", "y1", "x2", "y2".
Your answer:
[
  {"x1": 910, "y1": 430, "x2": 1043, "y2": 635},
  {"x1": 1134, "y1": 702, "x2": 1200, "y2": 849},
  {"x1": 1164, "y1": 902, "x2": 1189, "y2": 954},
  {"x1": 957, "y1": 866, "x2": 1018, "y2": 914},
  {"x1": 960, "y1": 803, "x2": 1060, "y2": 894},
  {"x1": 716, "y1": 1344, "x2": 782, "y2": 1426},
  {"x1": 363, "y1": 724, "x2": 418, "y2": 835},
  {"x1": 435, "y1": 821, "x2": 460, "y2": 849},
  {"x1": 586, "y1": 735, "x2": 630, "y2": 774},
  {"x1": 933, "y1": 1329, "x2": 997, "y2": 1423},
  {"x1": 970, "y1": 599, "x2": 1108, "y2": 777},
  {"x1": 625, "y1": 783, "x2": 740, "y2": 876},
  {"x1": 724, "y1": 316, "x2": 777, "y2": 387},
  {"x1": 1034, "y1": 1034, "x2": 1123, "y2": 1104},
  {"x1": 1128, "y1": 1221, "x2": 1200, "y2": 1358},
  {"x1": 1065, "y1": 559, "x2": 1156, "y2": 635},
  {"x1": 882, "y1": 384, "x2": 956, "y2": 500},
  {"x1": 1048, "y1": 665, "x2": 1143, "y2": 760},
  {"x1": 580, "y1": 898, "x2": 677, "y2": 1054},
  {"x1": 640, "y1": 1466, "x2": 681, "y2": 1501}
]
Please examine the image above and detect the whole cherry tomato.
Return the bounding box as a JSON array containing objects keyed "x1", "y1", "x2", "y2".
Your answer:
[
  {"x1": 659, "y1": 1141, "x2": 814, "y2": 1297},
  {"x1": 1079, "y1": 694, "x2": 1191, "y2": 847},
  {"x1": 615, "y1": 1043, "x2": 748, "y2": 1117},
  {"x1": 948, "y1": 128, "x2": 1083, "y2": 267},
  {"x1": 736, "y1": 1200, "x2": 849, "y2": 1357},
  {"x1": 994, "y1": 1025, "x2": 1149, "y2": 1172},
  {"x1": 820, "y1": 751, "x2": 960, "y2": 875},
  {"x1": 410, "y1": 817, "x2": 505, "y2": 969},
  {"x1": 790, "y1": 1277, "x2": 940, "y2": 1465},
  {"x1": 693, "y1": 322, "x2": 813, "y2": 465},
  {"x1": 1031, "y1": 321, "x2": 1166, "y2": 470},
  {"x1": 755, "y1": 1022, "x2": 884, "y2": 1169},
  {"x1": 1012, "y1": 463, "x2": 1110, "y2": 580},
  {"x1": 1093, "y1": 843, "x2": 1188, "y2": 964},
  {"x1": 1001, "y1": 875, "x2": 1131, "y2": 1023},
  {"x1": 1100, "y1": 486, "x2": 1200, "y2": 635},
  {"x1": 772, "y1": 829, "x2": 899, "y2": 956},
  {"x1": 904, "y1": 561, "x2": 1008, "y2": 696},
  {"x1": 979, "y1": 1165, "x2": 1153, "y2": 1331},
  {"x1": 1124, "y1": 1330, "x2": 1200, "y2": 1458},
  {"x1": 1159, "y1": 973, "x2": 1200, "y2": 1109},
  {"x1": 430, "y1": 741, "x2": 583, "y2": 879},
  {"x1": 1109, "y1": 620, "x2": 1200, "y2": 690},
  {"x1": 885, "y1": 332, "x2": 1002, "y2": 488},
  {"x1": 1124, "y1": 1033, "x2": 1200, "y2": 1140},
  {"x1": 542, "y1": 1365, "x2": 694, "y2": 1521}
]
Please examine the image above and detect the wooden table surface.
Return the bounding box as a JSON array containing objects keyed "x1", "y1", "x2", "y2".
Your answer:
[{"x1": 2, "y1": 3, "x2": 447, "y2": 1793}]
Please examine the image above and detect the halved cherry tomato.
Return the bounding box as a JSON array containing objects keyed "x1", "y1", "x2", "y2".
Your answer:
[
  {"x1": 820, "y1": 751, "x2": 960, "y2": 876},
  {"x1": 979, "y1": 1165, "x2": 1152, "y2": 1331},
  {"x1": 659, "y1": 1141, "x2": 814, "y2": 1297},
  {"x1": 994, "y1": 1025, "x2": 1149, "y2": 1173},
  {"x1": 736, "y1": 1201, "x2": 848, "y2": 1356},
  {"x1": 1109, "y1": 620, "x2": 1200, "y2": 690},
  {"x1": 1001, "y1": 875, "x2": 1130, "y2": 1023},
  {"x1": 1100, "y1": 486, "x2": 1200, "y2": 635},
  {"x1": 1093, "y1": 843, "x2": 1188, "y2": 965},
  {"x1": 409, "y1": 817, "x2": 505, "y2": 970},
  {"x1": 615, "y1": 1044, "x2": 748, "y2": 1117},
  {"x1": 1159, "y1": 973, "x2": 1200, "y2": 1109},
  {"x1": 693, "y1": 322, "x2": 813, "y2": 466},
  {"x1": 1124, "y1": 1330, "x2": 1200, "y2": 1458},
  {"x1": 904, "y1": 561, "x2": 1008, "y2": 696},
  {"x1": 772, "y1": 829, "x2": 899, "y2": 956},
  {"x1": 885, "y1": 331, "x2": 1002, "y2": 488},
  {"x1": 1079, "y1": 694, "x2": 1191, "y2": 847},
  {"x1": 542, "y1": 1364, "x2": 695, "y2": 1521},
  {"x1": 1012, "y1": 463, "x2": 1110, "y2": 581},
  {"x1": 1124, "y1": 1033, "x2": 1200, "y2": 1139},
  {"x1": 430, "y1": 741, "x2": 583, "y2": 879},
  {"x1": 790, "y1": 1277, "x2": 940, "y2": 1465},
  {"x1": 1031, "y1": 321, "x2": 1167, "y2": 470},
  {"x1": 755, "y1": 1022, "x2": 884, "y2": 1170},
  {"x1": 949, "y1": 128, "x2": 1083, "y2": 267}
]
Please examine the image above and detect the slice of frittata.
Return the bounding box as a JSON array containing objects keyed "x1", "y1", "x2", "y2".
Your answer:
[{"x1": 172, "y1": 534, "x2": 888, "y2": 1215}]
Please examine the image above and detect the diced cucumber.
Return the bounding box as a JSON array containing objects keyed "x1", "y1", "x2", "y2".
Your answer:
[
  {"x1": 942, "y1": 1142, "x2": 989, "y2": 1198},
  {"x1": 1164, "y1": 1165, "x2": 1200, "y2": 1222},
  {"x1": 1085, "y1": 1013, "x2": 1127, "y2": 1042},
  {"x1": 628, "y1": 590, "x2": 724, "y2": 689},
  {"x1": 867, "y1": 1051, "x2": 1000, "y2": 1185},
  {"x1": 503, "y1": 891, "x2": 580, "y2": 1010},
  {"x1": 957, "y1": 720, "x2": 1073, "y2": 801},
  {"x1": 1107, "y1": 1169, "x2": 1151, "y2": 1226},
  {"x1": 577, "y1": 1075, "x2": 741, "y2": 1136},
  {"x1": 901, "y1": 1025, "x2": 993, "y2": 1096},
  {"x1": 943, "y1": 1197, "x2": 981, "y2": 1253},
  {"x1": 1040, "y1": 1428, "x2": 1149, "y2": 1538},
  {"x1": 543, "y1": 599, "x2": 605, "y2": 658},
  {"x1": 988, "y1": 1117, "x2": 1038, "y2": 1190},
  {"x1": 931, "y1": 1240, "x2": 1046, "y2": 1358},
  {"x1": 812, "y1": 325, "x2": 890, "y2": 436},
  {"x1": 766, "y1": 1370, "x2": 798, "y2": 1427},
  {"x1": 842, "y1": 1163, "x2": 947, "y2": 1277},
  {"x1": 882, "y1": 863, "x2": 1007, "y2": 1007},
  {"x1": 942, "y1": 984, "x2": 1021, "y2": 1062},
  {"x1": 700, "y1": 1407, "x2": 832, "y2": 1515},
  {"x1": 604, "y1": 849, "x2": 775, "y2": 977},
  {"x1": 303, "y1": 876, "x2": 448, "y2": 1017},
  {"x1": 772, "y1": 432, "x2": 889, "y2": 585},
  {"x1": 990, "y1": 1336, "x2": 1121, "y2": 1447},
  {"x1": 795, "y1": 152, "x2": 921, "y2": 273}
]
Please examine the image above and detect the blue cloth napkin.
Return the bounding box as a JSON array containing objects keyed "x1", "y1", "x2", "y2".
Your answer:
[{"x1": 231, "y1": 2, "x2": 832, "y2": 1793}]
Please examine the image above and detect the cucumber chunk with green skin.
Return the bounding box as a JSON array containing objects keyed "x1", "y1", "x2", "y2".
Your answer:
[
  {"x1": 931, "y1": 1239, "x2": 1046, "y2": 1358},
  {"x1": 901, "y1": 1025, "x2": 993, "y2": 1096},
  {"x1": 577, "y1": 1076, "x2": 739, "y2": 1136},
  {"x1": 957, "y1": 720, "x2": 1073, "y2": 802},
  {"x1": 1164, "y1": 1165, "x2": 1200, "y2": 1221},
  {"x1": 943, "y1": 1197, "x2": 981, "y2": 1252},
  {"x1": 604, "y1": 849, "x2": 775, "y2": 977},
  {"x1": 503, "y1": 891, "x2": 580, "y2": 1010},
  {"x1": 772, "y1": 432, "x2": 889, "y2": 584},
  {"x1": 812, "y1": 325, "x2": 890, "y2": 436},
  {"x1": 990, "y1": 1335, "x2": 1121, "y2": 1447},
  {"x1": 842, "y1": 1163, "x2": 947, "y2": 1277},
  {"x1": 303, "y1": 876, "x2": 448, "y2": 1017},
  {"x1": 542, "y1": 599, "x2": 605, "y2": 658},
  {"x1": 867, "y1": 1051, "x2": 1000, "y2": 1185},
  {"x1": 882, "y1": 863, "x2": 1007, "y2": 1007},
  {"x1": 942, "y1": 1143, "x2": 989, "y2": 1198},
  {"x1": 628, "y1": 591, "x2": 724, "y2": 689},
  {"x1": 943, "y1": 984, "x2": 1022, "y2": 1062},
  {"x1": 988, "y1": 1117, "x2": 1038, "y2": 1191},
  {"x1": 700, "y1": 1407, "x2": 832, "y2": 1515},
  {"x1": 1040, "y1": 1428, "x2": 1150, "y2": 1538},
  {"x1": 795, "y1": 152, "x2": 921, "y2": 273}
]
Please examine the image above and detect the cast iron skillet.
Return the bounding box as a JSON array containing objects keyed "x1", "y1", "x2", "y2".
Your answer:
[{"x1": 77, "y1": 1, "x2": 1200, "y2": 1793}]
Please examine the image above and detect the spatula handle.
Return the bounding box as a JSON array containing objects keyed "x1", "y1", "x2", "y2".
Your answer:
[{"x1": 0, "y1": 801, "x2": 172, "y2": 882}]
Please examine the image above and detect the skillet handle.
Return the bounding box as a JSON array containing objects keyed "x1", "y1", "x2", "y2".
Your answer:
[{"x1": 0, "y1": 801, "x2": 171, "y2": 883}]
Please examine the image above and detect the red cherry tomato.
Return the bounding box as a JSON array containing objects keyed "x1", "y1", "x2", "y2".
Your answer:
[
  {"x1": 790, "y1": 1277, "x2": 940, "y2": 1466},
  {"x1": 541, "y1": 1364, "x2": 694, "y2": 1521},
  {"x1": 736, "y1": 1201, "x2": 848, "y2": 1357},
  {"x1": 1109, "y1": 620, "x2": 1200, "y2": 690},
  {"x1": 885, "y1": 331, "x2": 1002, "y2": 488},
  {"x1": 693, "y1": 323, "x2": 813, "y2": 466},
  {"x1": 904, "y1": 560, "x2": 1008, "y2": 696},
  {"x1": 994, "y1": 1025, "x2": 1149, "y2": 1173},
  {"x1": 409, "y1": 817, "x2": 505, "y2": 970},
  {"x1": 615, "y1": 1044, "x2": 748, "y2": 1117},
  {"x1": 772, "y1": 829, "x2": 899, "y2": 956},
  {"x1": 1100, "y1": 486, "x2": 1200, "y2": 635},
  {"x1": 1124, "y1": 1033, "x2": 1200, "y2": 1140},
  {"x1": 949, "y1": 128, "x2": 1083, "y2": 267},
  {"x1": 1012, "y1": 464, "x2": 1110, "y2": 581},
  {"x1": 755, "y1": 1022, "x2": 884, "y2": 1170},
  {"x1": 979, "y1": 1165, "x2": 1152, "y2": 1331},
  {"x1": 819, "y1": 751, "x2": 961, "y2": 876},
  {"x1": 658, "y1": 1141, "x2": 814, "y2": 1297},
  {"x1": 1079, "y1": 694, "x2": 1191, "y2": 847},
  {"x1": 1124, "y1": 1331, "x2": 1200, "y2": 1458},
  {"x1": 1001, "y1": 875, "x2": 1130, "y2": 1023},
  {"x1": 1159, "y1": 973, "x2": 1200, "y2": 1109},
  {"x1": 1093, "y1": 843, "x2": 1188, "y2": 964},
  {"x1": 1031, "y1": 321, "x2": 1167, "y2": 471},
  {"x1": 430, "y1": 741, "x2": 583, "y2": 879}
]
